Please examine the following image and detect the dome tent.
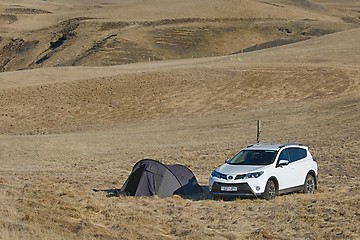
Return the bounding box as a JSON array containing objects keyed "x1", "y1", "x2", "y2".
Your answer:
[{"x1": 121, "y1": 159, "x2": 202, "y2": 198}]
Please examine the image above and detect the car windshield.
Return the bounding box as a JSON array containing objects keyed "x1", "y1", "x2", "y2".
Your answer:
[{"x1": 227, "y1": 150, "x2": 278, "y2": 165}]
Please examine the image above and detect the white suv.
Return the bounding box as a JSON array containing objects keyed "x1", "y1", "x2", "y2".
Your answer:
[{"x1": 209, "y1": 143, "x2": 318, "y2": 200}]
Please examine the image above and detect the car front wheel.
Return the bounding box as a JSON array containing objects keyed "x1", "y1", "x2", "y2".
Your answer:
[
  {"x1": 303, "y1": 174, "x2": 316, "y2": 194},
  {"x1": 263, "y1": 179, "x2": 276, "y2": 200}
]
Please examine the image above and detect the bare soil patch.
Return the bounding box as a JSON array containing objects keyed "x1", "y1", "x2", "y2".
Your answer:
[
  {"x1": 0, "y1": 14, "x2": 17, "y2": 24},
  {"x1": 4, "y1": 8, "x2": 52, "y2": 15}
]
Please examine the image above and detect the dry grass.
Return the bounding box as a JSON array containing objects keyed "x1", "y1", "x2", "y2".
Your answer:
[{"x1": 1, "y1": 0, "x2": 360, "y2": 239}]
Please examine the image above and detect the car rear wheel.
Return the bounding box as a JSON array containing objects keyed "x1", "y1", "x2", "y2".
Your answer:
[
  {"x1": 263, "y1": 180, "x2": 276, "y2": 200},
  {"x1": 303, "y1": 174, "x2": 315, "y2": 194}
]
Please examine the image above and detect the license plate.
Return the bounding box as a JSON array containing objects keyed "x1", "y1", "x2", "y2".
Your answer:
[{"x1": 221, "y1": 186, "x2": 237, "y2": 192}]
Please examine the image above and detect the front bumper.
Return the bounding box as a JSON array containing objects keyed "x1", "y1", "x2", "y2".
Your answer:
[{"x1": 210, "y1": 182, "x2": 262, "y2": 198}]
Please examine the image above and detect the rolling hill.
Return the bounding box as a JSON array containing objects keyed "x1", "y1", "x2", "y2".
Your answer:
[{"x1": 0, "y1": 0, "x2": 359, "y2": 239}]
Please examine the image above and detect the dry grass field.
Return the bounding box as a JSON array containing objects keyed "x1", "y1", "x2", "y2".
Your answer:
[{"x1": 1, "y1": 0, "x2": 360, "y2": 239}]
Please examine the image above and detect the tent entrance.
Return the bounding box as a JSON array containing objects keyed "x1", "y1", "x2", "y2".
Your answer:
[{"x1": 122, "y1": 164, "x2": 145, "y2": 196}]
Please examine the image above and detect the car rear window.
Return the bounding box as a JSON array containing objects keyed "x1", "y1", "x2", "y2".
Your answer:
[{"x1": 288, "y1": 148, "x2": 307, "y2": 162}]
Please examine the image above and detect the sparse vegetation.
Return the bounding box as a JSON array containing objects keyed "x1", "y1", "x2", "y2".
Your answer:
[{"x1": 0, "y1": 0, "x2": 360, "y2": 239}]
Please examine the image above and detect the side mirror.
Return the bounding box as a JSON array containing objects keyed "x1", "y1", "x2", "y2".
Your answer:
[
  {"x1": 278, "y1": 160, "x2": 289, "y2": 166},
  {"x1": 225, "y1": 158, "x2": 230, "y2": 163}
]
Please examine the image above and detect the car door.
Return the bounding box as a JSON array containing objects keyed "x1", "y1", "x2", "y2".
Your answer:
[
  {"x1": 287, "y1": 147, "x2": 309, "y2": 187},
  {"x1": 273, "y1": 148, "x2": 294, "y2": 190}
]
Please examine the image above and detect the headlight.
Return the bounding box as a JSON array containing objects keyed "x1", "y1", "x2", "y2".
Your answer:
[
  {"x1": 244, "y1": 171, "x2": 264, "y2": 179},
  {"x1": 211, "y1": 170, "x2": 221, "y2": 178}
]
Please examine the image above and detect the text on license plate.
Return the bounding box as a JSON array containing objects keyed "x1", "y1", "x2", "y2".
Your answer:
[{"x1": 221, "y1": 186, "x2": 237, "y2": 192}]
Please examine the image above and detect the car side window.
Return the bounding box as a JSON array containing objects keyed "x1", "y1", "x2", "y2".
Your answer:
[
  {"x1": 278, "y1": 149, "x2": 290, "y2": 161},
  {"x1": 288, "y1": 147, "x2": 307, "y2": 163}
]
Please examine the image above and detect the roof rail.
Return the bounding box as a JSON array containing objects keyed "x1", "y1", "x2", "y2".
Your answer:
[
  {"x1": 279, "y1": 142, "x2": 303, "y2": 148},
  {"x1": 257, "y1": 142, "x2": 275, "y2": 145},
  {"x1": 247, "y1": 142, "x2": 274, "y2": 147}
]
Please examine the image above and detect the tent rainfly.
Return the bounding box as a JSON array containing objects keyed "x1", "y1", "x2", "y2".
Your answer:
[{"x1": 120, "y1": 159, "x2": 202, "y2": 198}]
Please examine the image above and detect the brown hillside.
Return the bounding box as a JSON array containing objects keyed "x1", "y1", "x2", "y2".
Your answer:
[
  {"x1": 1, "y1": 0, "x2": 359, "y2": 72},
  {"x1": 0, "y1": 1, "x2": 360, "y2": 240}
]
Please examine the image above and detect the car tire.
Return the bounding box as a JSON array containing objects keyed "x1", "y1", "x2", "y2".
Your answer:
[
  {"x1": 263, "y1": 179, "x2": 276, "y2": 200},
  {"x1": 303, "y1": 174, "x2": 315, "y2": 194}
]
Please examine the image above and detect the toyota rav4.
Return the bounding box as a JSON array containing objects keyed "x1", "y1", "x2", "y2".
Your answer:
[{"x1": 209, "y1": 143, "x2": 318, "y2": 200}]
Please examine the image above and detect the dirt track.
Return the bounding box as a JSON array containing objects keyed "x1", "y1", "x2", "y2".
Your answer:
[{"x1": 1, "y1": 0, "x2": 360, "y2": 239}]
